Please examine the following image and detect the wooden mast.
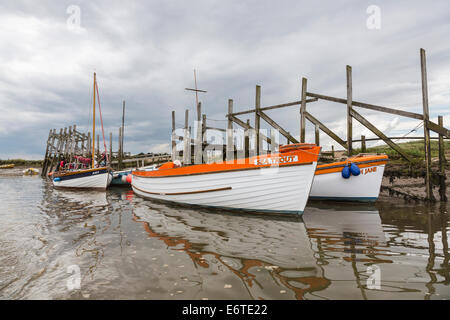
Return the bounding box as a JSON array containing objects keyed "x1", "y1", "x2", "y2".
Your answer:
[{"x1": 92, "y1": 72, "x2": 96, "y2": 168}]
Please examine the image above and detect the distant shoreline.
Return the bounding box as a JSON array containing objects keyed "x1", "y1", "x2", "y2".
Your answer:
[{"x1": 0, "y1": 159, "x2": 43, "y2": 166}]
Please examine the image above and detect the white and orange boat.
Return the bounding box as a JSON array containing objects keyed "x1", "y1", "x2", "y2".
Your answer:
[
  {"x1": 132, "y1": 144, "x2": 321, "y2": 215},
  {"x1": 310, "y1": 154, "x2": 388, "y2": 202}
]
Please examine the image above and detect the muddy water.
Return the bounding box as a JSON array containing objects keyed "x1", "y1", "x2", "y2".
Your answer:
[{"x1": 0, "y1": 173, "x2": 449, "y2": 299}]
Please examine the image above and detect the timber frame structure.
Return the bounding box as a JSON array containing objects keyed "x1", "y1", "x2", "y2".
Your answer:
[{"x1": 172, "y1": 48, "x2": 448, "y2": 201}]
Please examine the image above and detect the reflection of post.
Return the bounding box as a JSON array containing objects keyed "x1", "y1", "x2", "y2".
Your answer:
[
  {"x1": 425, "y1": 211, "x2": 437, "y2": 299},
  {"x1": 440, "y1": 205, "x2": 449, "y2": 283}
]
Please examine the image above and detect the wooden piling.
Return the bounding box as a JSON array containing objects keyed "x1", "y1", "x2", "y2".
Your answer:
[
  {"x1": 438, "y1": 115, "x2": 447, "y2": 201},
  {"x1": 118, "y1": 127, "x2": 122, "y2": 169},
  {"x1": 195, "y1": 103, "x2": 203, "y2": 164},
  {"x1": 41, "y1": 129, "x2": 53, "y2": 177},
  {"x1": 171, "y1": 111, "x2": 177, "y2": 161},
  {"x1": 420, "y1": 48, "x2": 434, "y2": 201},
  {"x1": 109, "y1": 132, "x2": 113, "y2": 166},
  {"x1": 227, "y1": 99, "x2": 234, "y2": 161},
  {"x1": 331, "y1": 145, "x2": 335, "y2": 158},
  {"x1": 244, "y1": 119, "x2": 250, "y2": 159},
  {"x1": 202, "y1": 114, "x2": 207, "y2": 163},
  {"x1": 255, "y1": 85, "x2": 261, "y2": 155},
  {"x1": 300, "y1": 78, "x2": 307, "y2": 143},
  {"x1": 315, "y1": 124, "x2": 320, "y2": 146},
  {"x1": 347, "y1": 65, "x2": 353, "y2": 156},
  {"x1": 270, "y1": 129, "x2": 277, "y2": 153},
  {"x1": 183, "y1": 109, "x2": 190, "y2": 164},
  {"x1": 361, "y1": 135, "x2": 366, "y2": 153}
]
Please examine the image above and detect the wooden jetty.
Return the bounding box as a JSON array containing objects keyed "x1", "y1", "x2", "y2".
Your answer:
[{"x1": 171, "y1": 48, "x2": 448, "y2": 201}]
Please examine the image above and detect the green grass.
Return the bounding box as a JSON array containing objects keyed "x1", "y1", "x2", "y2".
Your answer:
[{"x1": 351, "y1": 140, "x2": 450, "y2": 164}]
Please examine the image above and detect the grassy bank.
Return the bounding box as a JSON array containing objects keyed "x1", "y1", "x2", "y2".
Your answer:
[{"x1": 352, "y1": 140, "x2": 450, "y2": 164}]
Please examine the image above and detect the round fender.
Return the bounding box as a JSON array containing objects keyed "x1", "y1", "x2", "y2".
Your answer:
[
  {"x1": 350, "y1": 163, "x2": 360, "y2": 176},
  {"x1": 341, "y1": 165, "x2": 351, "y2": 179}
]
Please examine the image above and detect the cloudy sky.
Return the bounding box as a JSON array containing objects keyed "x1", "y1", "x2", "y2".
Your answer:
[{"x1": 0, "y1": 0, "x2": 449, "y2": 159}]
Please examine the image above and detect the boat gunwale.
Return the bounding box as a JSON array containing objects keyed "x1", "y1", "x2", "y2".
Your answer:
[
  {"x1": 53, "y1": 167, "x2": 110, "y2": 178},
  {"x1": 133, "y1": 161, "x2": 315, "y2": 178}
]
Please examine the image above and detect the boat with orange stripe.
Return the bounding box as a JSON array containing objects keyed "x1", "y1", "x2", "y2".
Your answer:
[
  {"x1": 310, "y1": 153, "x2": 388, "y2": 202},
  {"x1": 132, "y1": 144, "x2": 321, "y2": 215}
]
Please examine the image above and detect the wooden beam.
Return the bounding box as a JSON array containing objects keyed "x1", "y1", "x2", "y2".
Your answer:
[
  {"x1": 229, "y1": 114, "x2": 272, "y2": 144},
  {"x1": 304, "y1": 111, "x2": 347, "y2": 149},
  {"x1": 350, "y1": 108, "x2": 413, "y2": 162},
  {"x1": 230, "y1": 98, "x2": 318, "y2": 117},
  {"x1": 420, "y1": 48, "x2": 434, "y2": 201},
  {"x1": 300, "y1": 78, "x2": 307, "y2": 143},
  {"x1": 258, "y1": 109, "x2": 298, "y2": 143},
  {"x1": 347, "y1": 65, "x2": 353, "y2": 156},
  {"x1": 306, "y1": 92, "x2": 424, "y2": 120},
  {"x1": 426, "y1": 120, "x2": 450, "y2": 138}
]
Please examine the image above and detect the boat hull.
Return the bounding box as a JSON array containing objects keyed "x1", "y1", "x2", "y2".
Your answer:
[
  {"x1": 132, "y1": 162, "x2": 318, "y2": 215},
  {"x1": 52, "y1": 168, "x2": 112, "y2": 190},
  {"x1": 310, "y1": 156, "x2": 387, "y2": 202}
]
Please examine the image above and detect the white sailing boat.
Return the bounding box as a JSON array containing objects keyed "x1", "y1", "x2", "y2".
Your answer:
[{"x1": 52, "y1": 73, "x2": 112, "y2": 190}]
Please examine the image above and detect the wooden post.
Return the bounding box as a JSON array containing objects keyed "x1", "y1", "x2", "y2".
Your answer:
[
  {"x1": 331, "y1": 145, "x2": 335, "y2": 158},
  {"x1": 172, "y1": 111, "x2": 177, "y2": 161},
  {"x1": 227, "y1": 99, "x2": 234, "y2": 161},
  {"x1": 183, "y1": 109, "x2": 190, "y2": 164},
  {"x1": 118, "y1": 127, "x2": 122, "y2": 169},
  {"x1": 202, "y1": 114, "x2": 207, "y2": 163},
  {"x1": 315, "y1": 124, "x2": 320, "y2": 146},
  {"x1": 438, "y1": 115, "x2": 447, "y2": 201},
  {"x1": 300, "y1": 77, "x2": 307, "y2": 143},
  {"x1": 347, "y1": 65, "x2": 353, "y2": 156},
  {"x1": 255, "y1": 85, "x2": 261, "y2": 155},
  {"x1": 244, "y1": 119, "x2": 250, "y2": 159},
  {"x1": 361, "y1": 135, "x2": 366, "y2": 153},
  {"x1": 420, "y1": 48, "x2": 434, "y2": 201},
  {"x1": 109, "y1": 132, "x2": 113, "y2": 166},
  {"x1": 86, "y1": 132, "x2": 91, "y2": 158},
  {"x1": 41, "y1": 129, "x2": 53, "y2": 177},
  {"x1": 270, "y1": 129, "x2": 277, "y2": 153},
  {"x1": 122, "y1": 100, "x2": 125, "y2": 164},
  {"x1": 195, "y1": 103, "x2": 203, "y2": 164}
]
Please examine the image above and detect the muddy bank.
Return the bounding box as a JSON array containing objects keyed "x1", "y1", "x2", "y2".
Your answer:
[{"x1": 380, "y1": 161, "x2": 449, "y2": 202}]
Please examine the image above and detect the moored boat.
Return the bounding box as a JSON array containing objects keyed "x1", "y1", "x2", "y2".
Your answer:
[
  {"x1": 52, "y1": 72, "x2": 112, "y2": 190},
  {"x1": 52, "y1": 167, "x2": 112, "y2": 190},
  {"x1": 132, "y1": 144, "x2": 321, "y2": 215},
  {"x1": 310, "y1": 154, "x2": 388, "y2": 202}
]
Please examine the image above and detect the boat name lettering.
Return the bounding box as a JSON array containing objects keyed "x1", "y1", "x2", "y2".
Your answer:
[
  {"x1": 254, "y1": 155, "x2": 298, "y2": 166},
  {"x1": 363, "y1": 167, "x2": 377, "y2": 175}
]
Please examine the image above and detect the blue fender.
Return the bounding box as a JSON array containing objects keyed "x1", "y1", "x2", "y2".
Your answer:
[
  {"x1": 341, "y1": 165, "x2": 351, "y2": 179},
  {"x1": 53, "y1": 177, "x2": 61, "y2": 182},
  {"x1": 350, "y1": 163, "x2": 360, "y2": 176}
]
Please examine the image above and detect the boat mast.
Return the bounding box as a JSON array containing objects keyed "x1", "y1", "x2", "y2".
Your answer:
[{"x1": 92, "y1": 72, "x2": 96, "y2": 168}]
